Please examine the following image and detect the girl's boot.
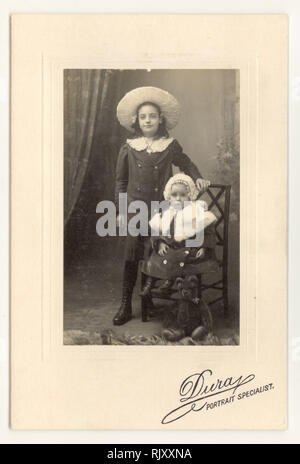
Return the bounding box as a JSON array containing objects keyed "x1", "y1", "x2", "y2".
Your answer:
[{"x1": 113, "y1": 261, "x2": 138, "y2": 326}]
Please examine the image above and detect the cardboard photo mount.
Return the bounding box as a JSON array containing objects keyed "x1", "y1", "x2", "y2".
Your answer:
[{"x1": 11, "y1": 14, "x2": 287, "y2": 430}]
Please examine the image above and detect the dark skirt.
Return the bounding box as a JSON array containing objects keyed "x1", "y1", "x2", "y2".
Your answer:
[
  {"x1": 123, "y1": 234, "x2": 151, "y2": 262},
  {"x1": 121, "y1": 208, "x2": 153, "y2": 262},
  {"x1": 122, "y1": 219, "x2": 216, "y2": 265},
  {"x1": 140, "y1": 223, "x2": 218, "y2": 279}
]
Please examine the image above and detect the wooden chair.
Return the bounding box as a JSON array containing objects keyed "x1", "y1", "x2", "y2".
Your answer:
[
  {"x1": 197, "y1": 184, "x2": 231, "y2": 315},
  {"x1": 140, "y1": 184, "x2": 231, "y2": 321}
]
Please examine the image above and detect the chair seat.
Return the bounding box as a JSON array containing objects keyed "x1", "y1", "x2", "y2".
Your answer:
[
  {"x1": 149, "y1": 258, "x2": 220, "y2": 301},
  {"x1": 181, "y1": 257, "x2": 221, "y2": 276}
]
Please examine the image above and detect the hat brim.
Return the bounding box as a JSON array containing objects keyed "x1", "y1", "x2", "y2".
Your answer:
[{"x1": 117, "y1": 86, "x2": 181, "y2": 132}]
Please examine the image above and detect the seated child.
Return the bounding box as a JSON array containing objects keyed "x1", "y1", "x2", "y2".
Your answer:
[{"x1": 140, "y1": 173, "x2": 217, "y2": 296}]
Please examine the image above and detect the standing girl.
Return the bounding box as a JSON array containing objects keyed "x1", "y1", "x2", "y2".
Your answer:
[{"x1": 113, "y1": 86, "x2": 211, "y2": 325}]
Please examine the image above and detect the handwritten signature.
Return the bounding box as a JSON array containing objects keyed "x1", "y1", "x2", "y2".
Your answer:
[{"x1": 161, "y1": 369, "x2": 256, "y2": 424}]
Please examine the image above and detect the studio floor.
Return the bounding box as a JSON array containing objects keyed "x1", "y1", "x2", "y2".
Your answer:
[{"x1": 64, "y1": 252, "x2": 240, "y2": 345}]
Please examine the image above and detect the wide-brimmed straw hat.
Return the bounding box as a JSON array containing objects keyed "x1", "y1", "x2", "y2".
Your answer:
[{"x1": 116, "y1": 86, "x2": 181, "y2": 133}]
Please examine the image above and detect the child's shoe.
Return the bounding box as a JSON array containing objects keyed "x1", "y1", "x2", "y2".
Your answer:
[{"x1": 140, "y1": 276, "x2": 154, "y2": 297}]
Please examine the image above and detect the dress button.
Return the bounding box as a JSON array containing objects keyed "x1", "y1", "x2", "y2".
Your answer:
[
  {"x1": 137, "y1": 187, "x2": 141, "y2": 191},
  {"x1": 138, "y1": 163, "x2": 142, "y2": 168},
  {"x1": 154, "y1": 165, "x2": 158, "y2": 170},
  {"x1": 179, "y1": 262, "x2": 185, "y2": 267},
  {"x1": 154, "y1": 187, "x2": 158, "y2": 192},
  {"x1": 163, "y1": 259, "x2": 168, "y2": 265},
  {"x1": 185, "y1": 250, "x2": 190, "y2": 255}
]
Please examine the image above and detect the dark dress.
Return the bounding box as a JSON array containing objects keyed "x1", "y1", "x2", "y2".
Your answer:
[
  {"x1": 114, "y1": 138, "x2": 202, "y2": 262},
  {"x1": 140, "y1": 222, "x2": 217, "y2": 280}
]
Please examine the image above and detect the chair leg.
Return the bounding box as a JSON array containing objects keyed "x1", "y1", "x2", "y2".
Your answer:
[
  {"x1": 223, "y1": 277, "x2": 229, "y2": 318},
  {"x1": 141, "y1": 296, "x2": 148, "y2": 322},
  {"x1": 141, "y1": 273, "x2": 148, "y2": 322},
  {"x1": 198, "y1": 275, "x2": 202, "y2": 299}
]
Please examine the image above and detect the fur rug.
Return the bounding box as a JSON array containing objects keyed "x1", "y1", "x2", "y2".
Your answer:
[{"x1": 64, "y1": 328, "x2": 239, "y2": 346}]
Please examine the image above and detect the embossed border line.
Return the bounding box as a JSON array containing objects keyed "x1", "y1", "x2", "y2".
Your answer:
[{"x1": 41, "y1": 55, "x2": 258, "y2": 362}]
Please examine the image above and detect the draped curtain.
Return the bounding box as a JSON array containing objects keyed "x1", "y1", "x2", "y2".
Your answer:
[{"x1": 64, "y1": 69, "x2": 113, "y2": 225}]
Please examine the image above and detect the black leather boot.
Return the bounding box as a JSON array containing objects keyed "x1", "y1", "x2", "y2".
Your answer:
[
  {"x1": 113, "y1": 261, "x2": 138, "y2": 326},
  {"x1": 140, "y1": 273, "x2": 156, "y2": 318},
  {"x1": 139, "y1": 276, "x2": 154, "y2": 297}
]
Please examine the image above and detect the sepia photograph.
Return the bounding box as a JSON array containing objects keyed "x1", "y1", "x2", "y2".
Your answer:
[
  {"x1": 9, "y1": 11, "x2": 289, "y2": 435},
  {"x1": 63, "y1": 69, "x2": 240, "y2": 346}
]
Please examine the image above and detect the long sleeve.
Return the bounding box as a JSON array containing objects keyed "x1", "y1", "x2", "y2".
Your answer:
[
  {"x1": 171, "y1": 139, "x2": 203, "y2": 182},
  {"x1": 149, "y1": 211, "x2": 167, "y2": 252},
  {"x1": 149, "y1": 209, "x2": 180, "y2": 251},
  {"x1": 115, "y1": 143, "x2": 129, "y2": 212}
]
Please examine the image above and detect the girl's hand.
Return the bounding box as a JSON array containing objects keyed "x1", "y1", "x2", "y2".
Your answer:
[
  {"x1": 196, "y1": 178, "x2": 211, "y2": 192},
  {"x1": 158, "y1": 242, "x2": 169, "y2": 256}
]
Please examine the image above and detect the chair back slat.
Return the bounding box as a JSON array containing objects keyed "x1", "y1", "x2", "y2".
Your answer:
[{"x1": 198, "y1": 184, "x2": 231, "y2": 254}]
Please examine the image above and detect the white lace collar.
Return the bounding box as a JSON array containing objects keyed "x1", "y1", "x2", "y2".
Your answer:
[{"x1": 126, "y1": 136, "x2": 174, "y2": 153}]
